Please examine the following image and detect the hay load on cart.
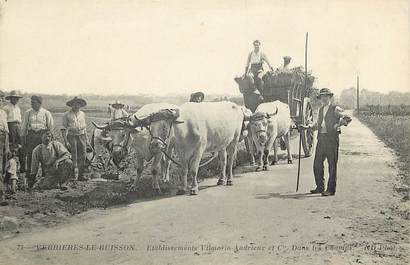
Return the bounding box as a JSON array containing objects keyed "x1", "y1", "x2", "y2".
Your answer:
[{"x1": 261, "y1": 67, "x2": 316, "y2": 157}]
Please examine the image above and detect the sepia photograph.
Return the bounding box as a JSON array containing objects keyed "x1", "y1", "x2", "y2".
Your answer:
[{"x1": 0, "y1": 0, "x2": 409, "y2": 264}]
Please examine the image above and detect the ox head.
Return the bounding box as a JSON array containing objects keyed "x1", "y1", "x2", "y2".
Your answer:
[
  {"x1": 147, "y1": 109, "x2": 182, "y2": 154},
  {"x1": 92, "y1": 119, "x2": 136, "y2": 167},
  {"x1": 247, "y1": 108, "x2": 278, "y2": 144}
]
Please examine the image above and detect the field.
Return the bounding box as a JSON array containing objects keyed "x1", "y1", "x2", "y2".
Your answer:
[
  {"x1": 355, "y1": 109, "x2": 410, "y2": 201},
  {"x1": 1, "y1": 109, "x2": 250, "y2": 239}
]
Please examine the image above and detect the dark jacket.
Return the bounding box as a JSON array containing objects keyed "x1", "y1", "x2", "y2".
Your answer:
[{"x1": 317, "y1": 104, "x2": 341, "y2": 140}]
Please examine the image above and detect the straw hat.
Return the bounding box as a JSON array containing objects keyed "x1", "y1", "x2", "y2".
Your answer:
[
  {"x1": 111, "y1": 100, "x2": 125, "y2": 108},
  {"x1": 5, "y1": 90, "x2": 23, "y2": 100},
  {"x1": 66, "y1": 96, "x2": 87, "y2": 107}
]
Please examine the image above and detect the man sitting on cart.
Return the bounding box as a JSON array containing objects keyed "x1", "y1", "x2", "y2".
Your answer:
[
  {"x1": 277, "y1": 56, "x2": 292, "y2": 73},
  {"x1": 245, "y1": 40, "x2": 274, "y2": 94}
]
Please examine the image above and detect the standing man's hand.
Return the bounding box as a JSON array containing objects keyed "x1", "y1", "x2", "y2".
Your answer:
[{"x1": 299, "y1": 124, "x2": 312, "y2": 130}]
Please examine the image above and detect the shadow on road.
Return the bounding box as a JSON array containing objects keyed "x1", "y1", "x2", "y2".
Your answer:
[{"x1": 255, "y1": 192, "x2": 322, "y2": 200}]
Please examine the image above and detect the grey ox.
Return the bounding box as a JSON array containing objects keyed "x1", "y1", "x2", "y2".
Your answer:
[
  {"x1": 247, "y1": 101, "x2": 293, "y2": 171},
  {"x1": 92, "y1": 118, "x2": 173, "y2": 193},
  {"x1": 143, "y1": 101, "x2": 245, "y2": 195}
]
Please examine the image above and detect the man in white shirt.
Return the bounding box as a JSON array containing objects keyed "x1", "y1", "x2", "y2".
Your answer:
[
  {"x1": 277, "y1": 56, "x2": 292, "y2": 72},
  {"x1": 21, "y1": 95, "x2": 54, "y2": 180},
  {"x1": 0, "y1": 91, "x2": 10, "y2": 202},
  {"x1": 301, "y1": 88, "x2": 351, "y2": 196},
  {"x1": 245, "y1": 40, "x2": 274, "y2": 94},
  {"x1": 3, "y1": 90, "x2": 23, "y2": 171},
  {"x1": 29, "y1": 130, "x2": 73, "y2": 190},
  {"x1": 108, "y1": 100, "x2": 128, "y2": 121},
  {"x1": 61, "y1": 97, "x2": 88, "y2": 181}
]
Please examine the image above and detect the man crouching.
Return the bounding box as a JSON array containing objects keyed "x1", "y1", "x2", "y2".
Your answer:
[{"x1": 28, "y1": 130, "x2": 73, "y2": 190}]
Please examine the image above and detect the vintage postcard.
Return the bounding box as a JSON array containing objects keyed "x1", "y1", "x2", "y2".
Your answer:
[{"x1": 0, "y1": 0, "x2": 409, "y2": 264}]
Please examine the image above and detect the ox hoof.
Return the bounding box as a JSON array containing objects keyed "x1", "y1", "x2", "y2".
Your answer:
[
  {"x1": 176, "y1": 189, "x2": 186, "y2": 195},
  {"x1": 217, "y1": 179, "x2": 225, "y2": 185},
  {"x1": 255, "y1": 166, "x2": 262, "y2": 172},
  {"x1": 153, "y1": 188, "x2": 162, "y2": 195},
  {"x1": 288, "y1": 159, "x2": 293, "y2": 164},
  {"x1": 226, "y1": 180, "x2": 233, "y2": 186},
  {"x1": 263, "y1": 165, "x2": 268, "y2": 171},
  {"x1": 190, "y1": 188, "x2": 199, "y2": 195},
  {"x1": 129, "y1": 183, "x2": 138, "y2": 191},
  {"x1": 271, "y1": 161, "x2": 277, "y2": 166}
]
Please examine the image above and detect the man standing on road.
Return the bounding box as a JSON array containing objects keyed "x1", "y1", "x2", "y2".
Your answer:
[
  {"x1": 30, "y1": 130, "x2": 73, "y2": 190},
  {"x1": 3, "y1": 90, "x2": 24, "y2": 171},
  {"x1": 301, "y1": 88, "x2": 351, "y2": 196},
  {"x1": 245, "y1": 40, "x2": 274, "y2": 94},
  {"x1": 21, "y1": 95, "x2": 54, "y2": 183},
  {"x1": 61, "y1": 97, "x2": 88, "y2": 181}
]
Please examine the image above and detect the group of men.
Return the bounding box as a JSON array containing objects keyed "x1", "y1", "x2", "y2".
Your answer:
[
  {"x1": 245, "y1": 39, "x2": 292, "y2": 93},
  {"x1": 244, "y1": 40, "x2": 351, "y2": 196},
  {"x1": 0, "y1": 92, "x2": 123, "y2": 195}
]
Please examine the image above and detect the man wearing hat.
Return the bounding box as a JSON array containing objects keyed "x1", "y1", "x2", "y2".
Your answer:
[
  {"x1": 108, "y1": 100, "x2": 128, "y2": 121},
  {"x1": 21, "y1": 95, "x2": 54, "y2": 182},
  {"x1": 0, "y1": 90, "x2": 10, "y2": 201},
  {"x1": 278, "y1": 56, "x2": 292, "y2": 72},
  {"x1": 301, "y1": 88, "x2": 351, "y2": 196},
  {"x1": 189, "y1": 92, "x2": 205, "y2": 103},
  {"x1": 245, "y1": 40, "x2": 274, "y2": 94},
  {"x1": 61, "y1": 97, "x2": 88, "y2": 181},
  {"x1": 3, "y1": 90, "x2": 24, "y2": 169}
]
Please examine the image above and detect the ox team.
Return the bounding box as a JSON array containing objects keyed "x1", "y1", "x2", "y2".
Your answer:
[{"x1": 0, "y1": 39, "x2": 350, "y2": 200}]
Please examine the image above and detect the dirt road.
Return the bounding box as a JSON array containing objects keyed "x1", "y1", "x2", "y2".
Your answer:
[{"x1": 0, "y1": 115, "x2": 408, "y2": 265}]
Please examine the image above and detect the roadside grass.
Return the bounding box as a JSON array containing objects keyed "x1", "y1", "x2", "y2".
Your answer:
[{"x1": 355, "y1": 111, "x2": 409, "y2": 200}]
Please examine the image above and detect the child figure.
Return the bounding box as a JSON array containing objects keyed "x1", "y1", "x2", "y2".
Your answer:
[{"x1": 4, "y1": 149, "x2": 19, "y2": 194}]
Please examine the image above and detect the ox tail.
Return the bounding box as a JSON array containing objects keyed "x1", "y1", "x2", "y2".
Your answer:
[{"x1": 199, "y1": 152, "x2": 218, "y2": 167}]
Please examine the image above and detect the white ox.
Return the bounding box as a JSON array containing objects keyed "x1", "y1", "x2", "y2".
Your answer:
[
  {"x1": 248, "y1": 101, "x2": 293, "y2": 171},
  {"x1": 145, "y1": 101, "x2": 244, "y2": 195}
]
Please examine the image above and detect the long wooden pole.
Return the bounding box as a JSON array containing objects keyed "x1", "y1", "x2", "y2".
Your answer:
[
  {"x1": 296, "y1": 32, "x2": 308, "y2": 192},
  {"x1": 357, "y1": 76, "x2": 360, "y2": 115}
]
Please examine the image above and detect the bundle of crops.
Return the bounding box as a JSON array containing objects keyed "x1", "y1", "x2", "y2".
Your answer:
[{"x1": 264, "y1": 66, "x2": 315, "y2": 89}]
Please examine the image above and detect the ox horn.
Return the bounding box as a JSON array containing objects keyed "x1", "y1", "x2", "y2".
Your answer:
[
  {"x1": 168, "y1": 109, "x2": 184, "y2": 124},
  {"x1": 91, "y1": 121, "x2": 110, "y2": 130},
  {"x1": 265, "y1": 107, "x2": 279, "y2": 119}
]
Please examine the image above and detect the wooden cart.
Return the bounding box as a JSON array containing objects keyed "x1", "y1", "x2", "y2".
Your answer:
[{"x1": 262, "y1": 68, "x2": 315, "y2": 157}]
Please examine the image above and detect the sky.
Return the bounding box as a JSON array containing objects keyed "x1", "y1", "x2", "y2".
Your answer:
[{"x1": 0, "y1": 0, "x2": 409, "y2": 96}]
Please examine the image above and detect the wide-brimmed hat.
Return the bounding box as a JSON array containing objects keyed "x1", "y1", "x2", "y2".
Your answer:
[
  {"x1": 190, "y1": 91, "x2": 205, "y2": 102},
  {"x1": 66, "y1": 96, "x2": 87, "y2": 107},
  {"x1": 111, "y1": 100, "x2": 124, "y2": 108},
  {"x1": 5, "y1": 90, "x2": 23, "y2": 100},
  {"x1": 317, "y1": 88, "x2": 334, "y2": 98}
]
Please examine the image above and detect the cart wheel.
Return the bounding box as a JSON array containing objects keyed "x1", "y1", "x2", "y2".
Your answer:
[{"x1": 301, "y1": 98, "x2": 314, "y2": 157}]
